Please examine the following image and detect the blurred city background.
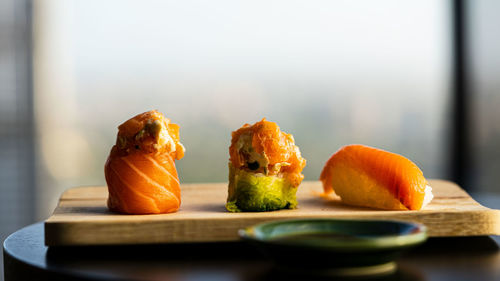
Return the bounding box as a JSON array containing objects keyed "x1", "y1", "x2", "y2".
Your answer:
[{"x1": 1, "y1": 0, "x2": 500, "y2": 278}]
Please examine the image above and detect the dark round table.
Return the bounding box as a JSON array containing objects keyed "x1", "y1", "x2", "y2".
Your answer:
[{"x1": 4, "y1": 193, "x2": 500, "y2": 281}]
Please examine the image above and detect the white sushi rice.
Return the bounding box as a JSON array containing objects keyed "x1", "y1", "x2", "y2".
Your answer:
[{"x1": 421, "y1": 185, "x2": 434, "y2": 209}]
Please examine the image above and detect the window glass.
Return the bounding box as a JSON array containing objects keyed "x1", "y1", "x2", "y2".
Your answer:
[{"x1": 468, "y1": 0, "x2": 500, "y2": 192}]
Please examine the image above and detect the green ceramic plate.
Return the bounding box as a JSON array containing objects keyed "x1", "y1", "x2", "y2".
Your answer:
[{"x1": 239, "y1": 219, "x2": 427, "y2": 277}]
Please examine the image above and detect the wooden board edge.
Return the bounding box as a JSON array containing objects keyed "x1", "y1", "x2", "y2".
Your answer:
[
  {"x1": 55, "y1": 179, "x2": 462, "y2": 199},
  {"x1": 44, "y1": 209, "x2": 500, "y2": 246}
]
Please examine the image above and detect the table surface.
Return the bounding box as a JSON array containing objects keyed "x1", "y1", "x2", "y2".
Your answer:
[{"x1": 4, "y1": 192, "x2": 500, "y2": 281}]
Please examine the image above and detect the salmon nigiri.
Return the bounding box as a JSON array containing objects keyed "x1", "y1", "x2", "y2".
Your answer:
[
  {"x1": 105, "y1": 110, "x2": 185, "y2": 214},
  {"x1": 226, "y1": 118, "x2": 306, "y2": 212},
  {"x1": 320, "y1": 144, "x2": 433, "y2": 210}
]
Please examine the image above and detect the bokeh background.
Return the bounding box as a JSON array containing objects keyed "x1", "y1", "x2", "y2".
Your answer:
[
  {"x1": 1, "y1": 0, "x2": 500, "y2": 279},
  {"x1": 31, "y1": 0, "x2": 451, "y2": 218}
]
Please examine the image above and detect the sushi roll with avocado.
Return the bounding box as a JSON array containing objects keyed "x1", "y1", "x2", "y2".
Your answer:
[{"x1": 226, "y1": 119, "x2": 306, "y2": 212}]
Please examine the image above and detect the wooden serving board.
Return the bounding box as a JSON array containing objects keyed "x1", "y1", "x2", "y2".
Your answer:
[{"x1": 45, "y1": 180, "x2": 500, "y2": 246}]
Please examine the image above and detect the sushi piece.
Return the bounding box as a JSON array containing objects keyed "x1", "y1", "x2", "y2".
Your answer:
[
  {"x1": 319, "y1": 144, "x2": 433, "y2": 210},
  {"x1": 104, "y1": 110, "x2": 185, "y2": 214},
  {"x1": 226, "y1": 118, "x2": 306, "y2": 212}
]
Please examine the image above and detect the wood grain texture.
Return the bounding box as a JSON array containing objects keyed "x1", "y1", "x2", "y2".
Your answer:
[{"x1": 45, "y1": 180, "x2": 500, "y2": 246}]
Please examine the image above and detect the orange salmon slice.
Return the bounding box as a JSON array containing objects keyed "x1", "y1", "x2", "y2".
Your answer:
[{"x1": 319, "y1": 144, "x2": 433, "y2": 211}]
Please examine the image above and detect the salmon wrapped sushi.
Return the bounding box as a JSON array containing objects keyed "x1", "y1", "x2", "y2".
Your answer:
[
  {"x1": 105, "y1": 110, "x2": 185, "y2": 214},
  {"x1": 226, "y1": 119, "x2": 306, "y2": 212},
  {"x1": 320, "y1": 144, "x2": 433, "y2": 210}
]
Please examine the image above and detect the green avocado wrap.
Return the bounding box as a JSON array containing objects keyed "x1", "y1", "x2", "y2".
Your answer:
[{"x1": 226, "y1": 165, "x2": 298, "y2": 212}]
